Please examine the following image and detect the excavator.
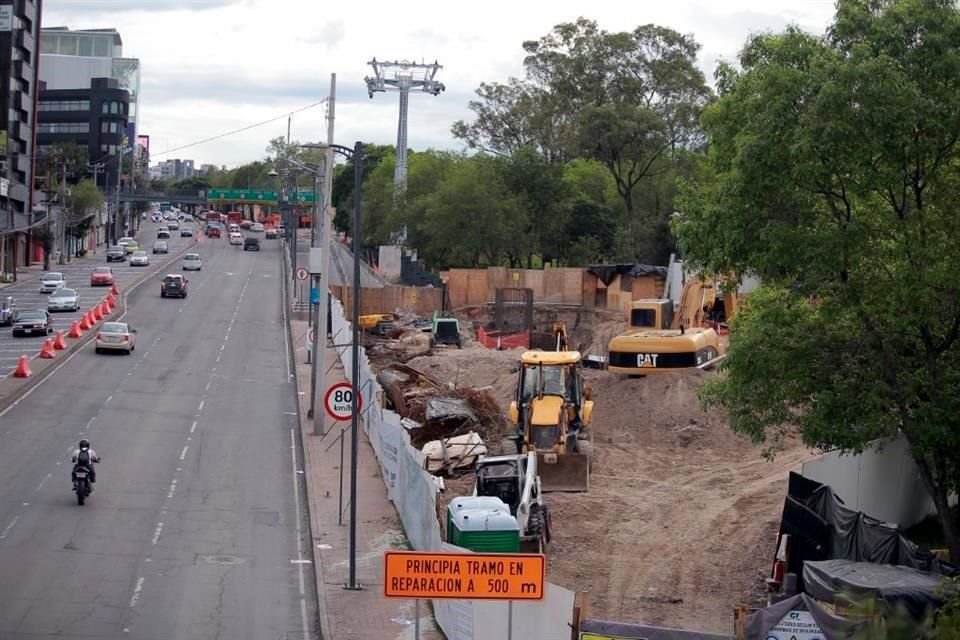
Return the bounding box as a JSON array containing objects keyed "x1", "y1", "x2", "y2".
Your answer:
[
  {"x1": 607, "y1": 275, "x2": 738, "y2": 375},
  {"x1": 506, "y1": 339, "x2": 595, "y2": 492}
]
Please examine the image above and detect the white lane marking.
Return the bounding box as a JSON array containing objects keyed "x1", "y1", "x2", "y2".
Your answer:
[
  {"x1": 129, "y1": 577, "x2": 145, "y2": 607},
  {"x1": 197, "y1": 400, "x2": 204, "y2": 411},
  {"x1": 204, "y1": 381, "x2": 212, "y2": 392},
  {"x1": 36, "y1": 473, "x2": 52, "y2": 491},
  {"x1": 219, "y1": 344, "x2": 225, "y2": 352},
  {"x1": 290, "y1": 559, "x2": 312, "y2": 564},
  {"x1": 105, "y1": 395, "x2": 113, "y2": 405},
  {"x1": 190, "y1": 421, "x2": 197, "y2": 434},
  {"x1": 167, "y1": 479, "x2": 177, "y2": 498},
  {"x1": 215, "y1": 355, "x2": 221, "y2": 363},
  {"x1": 291, "y1": 427, "x2": 310, "y2": 637},
  {"x1": 151, "y1": 522, "x2": 164, "y2": 545},
  {"x1": 179, "y1": 446, "x2": 189, "y2": 461},
  {"x1": 85, "y1": 416, "x2": 96, "y2": 429},
  {"x1": 0, "y1": 516, "x2": 19, "y2": 539}
]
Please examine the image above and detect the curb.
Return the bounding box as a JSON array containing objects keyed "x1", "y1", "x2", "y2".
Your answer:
[
  {"x1": 281, "y1": 241, "x2": 330, "y2": 640},
  {"x1": 0, "y1": 238, "x2": 200, "y2": 415}
]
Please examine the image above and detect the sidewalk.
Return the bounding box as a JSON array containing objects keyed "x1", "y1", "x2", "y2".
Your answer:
[{"x1": 290, "y1": 319, "x2": 444, "y2": 640}]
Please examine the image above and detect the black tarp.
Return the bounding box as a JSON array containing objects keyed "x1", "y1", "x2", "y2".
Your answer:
[
  {"x1": 744, "y1": 593, "x2": 864, "y2": 640},
  {"x1": 776, "y1": 473, "x2": 958, "y2": 592},
  {"x1": 586, "y1": 263, "x2": 668, "y2": 286},
  {"x1": 803, "y1": 559, "x2": 945, "y2": 621}
]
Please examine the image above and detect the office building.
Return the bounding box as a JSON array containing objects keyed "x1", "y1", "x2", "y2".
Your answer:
[
  {"x1": 37, "y1": 77, "x2": 130, "y2": 188},
  {"x1": 0, "y1": 0, "x2": 44, "y2": 276},
  {"x1": 39, "y1": 27, "x2": 140, "y2": 154},
  {"x1": 153, "y1": 158, "x2": 195, "y2": 182}
]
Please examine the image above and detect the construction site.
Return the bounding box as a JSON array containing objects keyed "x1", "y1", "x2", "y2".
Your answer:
[{"x1": 352, "y1": 260, "x2": 816, "y2": 633}]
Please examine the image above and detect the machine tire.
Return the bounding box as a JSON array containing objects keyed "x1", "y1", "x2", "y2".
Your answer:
[
  {"x1": 576, "y1": 438, "x2": 593, "y2": 458},
  {"x1": 528, "y1": 505, "x2": 547, "y2": 551}
]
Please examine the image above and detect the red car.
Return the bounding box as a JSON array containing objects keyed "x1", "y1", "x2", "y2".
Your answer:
[{"x1": 90, "y1": 266, "x2": 115, "y2": 286}]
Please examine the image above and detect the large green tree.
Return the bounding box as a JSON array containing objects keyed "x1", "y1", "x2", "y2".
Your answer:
[{"x1": 674, "y1": 0, "x2": 960, "y2": 559}]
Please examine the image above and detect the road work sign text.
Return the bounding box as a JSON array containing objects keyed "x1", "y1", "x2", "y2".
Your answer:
[{"x1": 383, "y1": 551, "x2": 545, "y2": 600}]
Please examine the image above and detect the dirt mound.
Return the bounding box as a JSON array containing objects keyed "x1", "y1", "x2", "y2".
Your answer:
[{"x1": 373, "y1": 335, "x2": 814, "y2": 632}]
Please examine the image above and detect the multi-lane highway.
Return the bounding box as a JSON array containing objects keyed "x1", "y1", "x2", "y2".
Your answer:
[
  {"x1": 0, "y1": 225, "x2": 196, "y2": 376},
  {"x1": 0, "y1": 230, "x2": 317, "y2": 639}
]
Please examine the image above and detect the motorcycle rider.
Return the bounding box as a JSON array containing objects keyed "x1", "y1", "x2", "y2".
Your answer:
[{"x1": 71, "y1": 439, "x2": 100, "y2": 488}]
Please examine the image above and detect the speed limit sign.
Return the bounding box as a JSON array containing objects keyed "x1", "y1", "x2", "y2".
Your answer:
[{"x1": 325, "y1": 382, "x2": 362, "y2": 421}]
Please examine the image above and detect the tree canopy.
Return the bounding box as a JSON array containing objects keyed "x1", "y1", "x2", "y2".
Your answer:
[{"x1": 674, "y1": 0, "x2": 960, "y2": 560}]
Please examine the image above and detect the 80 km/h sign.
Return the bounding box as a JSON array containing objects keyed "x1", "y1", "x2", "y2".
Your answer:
[
  {"x1": 383, "y1": 551, "x2": 545, "y2": 600},
  {"x1": 324, "y1": 382, "x2": 361, "y2": 421}
]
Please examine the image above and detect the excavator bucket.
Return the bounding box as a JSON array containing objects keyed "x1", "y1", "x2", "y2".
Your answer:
[{"x1": 535, "y1": 451, "x2": 590, "y2": 492}]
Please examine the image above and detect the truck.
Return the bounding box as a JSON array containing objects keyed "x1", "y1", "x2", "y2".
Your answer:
[{"x1": 227, "y1": 211, "x2": 243, "y2": 226}]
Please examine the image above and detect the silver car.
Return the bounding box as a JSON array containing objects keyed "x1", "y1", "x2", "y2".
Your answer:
[
  {"x1": 39, "y1": 272, "x2": 66, "y2": 293},
  {"x1": 95, "y1": 321, "x2": 137, "y2": 354},
  {"x1": 129, "y1": 250, "x2": 150, "y2": 267},
  {"x1": 182, "y1": 253, "x2": 202, "y2": 271},
  {"x1": 48, "y1": 287, "x2": 80, "y2": 312}
]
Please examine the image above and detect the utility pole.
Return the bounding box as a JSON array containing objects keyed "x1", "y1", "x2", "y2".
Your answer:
[{"x1": 312, "y1": 73, "x2": 336, "y2": 436}]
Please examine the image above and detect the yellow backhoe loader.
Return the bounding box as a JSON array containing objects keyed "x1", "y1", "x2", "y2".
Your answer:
[
  {"x1": 607, "y1": 276, "x2": 736, "y2": 375},
  {"x1": 506, "y1": 350, "x2": 594, "y2": 492}
]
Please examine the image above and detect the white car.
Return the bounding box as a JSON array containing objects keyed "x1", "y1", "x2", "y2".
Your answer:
[
  {"x1": 229, "y1": 232, "x2": 243, "y2": 245},
  {"x1": 129, "y1": 251, "x2": 150, "y2": 266},
  {"x1": 250, "y1": 222, "x2": 264, "y2": 232},
  {"x1": 48, "y1": 287, "x2": 80, "y2": 312},
  {"x1": 40, "y1": 272, "x2": 66, "y2": 293},
  {"x1": 95, "y1": 321, "x2": 137, "y2": 354},
  {"x1": 182, "y1": 253, "x2": 202, "y2": 271},
  {"x1": 167, "y1": 219, "x2": 180, "y2": 230},
  {"x1": 117, "y1": 236, "x2": 134, "y2": 248}
]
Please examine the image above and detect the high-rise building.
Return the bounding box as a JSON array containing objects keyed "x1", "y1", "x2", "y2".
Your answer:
[
  {"x1": 38, "y1": 27, "x2": 140, "y2": 161},
  {"x1": 0, "y1": 0, "x2": 44, "y2": 277},
  {"x1": 152, "y1": 158, "x2": 196, "y2": 182},
  {"x1": 37, "y1": 77, "x2": 130, "y2": 188}
]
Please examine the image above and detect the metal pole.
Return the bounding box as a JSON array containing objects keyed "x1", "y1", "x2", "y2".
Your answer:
[
  {"x1": 414, "y1": 599, "x2": 421, "y2": 639},
  {"x1": 337, "y1": 427, "x2": 345, "y2": 526},
  {"x1": 507, "y1": 601, "x2": 513, "y2": 640},
  {"x1": 346, "y1": 141, "x2": 363, "y2": 590},
  {"x1": 310, "y1": 170, "x2": 323, "y2": 431},
  {"x1": 314, "y1": 73, "x2": 335, "y2": 436}
]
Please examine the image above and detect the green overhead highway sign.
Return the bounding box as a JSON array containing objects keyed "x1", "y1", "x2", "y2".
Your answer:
[{"x1": 206, "y1": 188, "x2": 316, "y2": 204}]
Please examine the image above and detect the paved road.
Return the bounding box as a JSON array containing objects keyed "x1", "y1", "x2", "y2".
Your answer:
[
  {"x1": 0, "y1": 232, "x2": 317, "y2": 639},
  {"x1": 0, "y1": 221, "x2": 200, "y2": 376}
]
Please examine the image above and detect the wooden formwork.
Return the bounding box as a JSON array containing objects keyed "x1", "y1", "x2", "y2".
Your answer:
[{"x1": 330, "y1": 285, "x2": 443, "y2": 317}]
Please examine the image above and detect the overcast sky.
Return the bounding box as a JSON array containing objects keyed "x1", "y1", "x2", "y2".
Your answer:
[{"x1": 44, "y1": 0, "x2": 837, "y2": 169}]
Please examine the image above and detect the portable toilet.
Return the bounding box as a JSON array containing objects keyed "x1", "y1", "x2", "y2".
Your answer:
[
  {"x1": 448, "y1": 507, "x2": 520, "y2": 552},
  {"x1": 446, "y1": 497, "x2": 511, "y2": 542}
]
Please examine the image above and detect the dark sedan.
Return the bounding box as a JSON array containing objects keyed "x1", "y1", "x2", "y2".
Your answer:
[
  {"x1": 106, "y1": 246, "x2": 126, "y2": 262},
  {"x1": 12, "y1": 310, "x2": 53, "y2": 337}
]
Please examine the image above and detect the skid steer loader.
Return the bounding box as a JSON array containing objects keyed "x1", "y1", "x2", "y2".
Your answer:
[
  {"x1": 472, "y1": 452, "x2": 551, "y2": 553},
  {"x1": 506, "y1": 350, "x2": 594, "y2": 492}
]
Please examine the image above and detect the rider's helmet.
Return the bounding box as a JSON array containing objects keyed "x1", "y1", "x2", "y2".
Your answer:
[{"x1": 79, "y1": 439, "x2": 90, "y2": 450}]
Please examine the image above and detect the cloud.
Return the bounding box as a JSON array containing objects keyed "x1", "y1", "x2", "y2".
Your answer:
[
  {"x1": 41, "y1": 0, "x2": 837, "y2": 167},
  {"x1": 45, "y1": 0, "x2": 246, "y2": 13}
]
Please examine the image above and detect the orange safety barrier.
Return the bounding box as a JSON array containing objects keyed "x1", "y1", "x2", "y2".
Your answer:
[
  {"x1": 79, "y1": 312, "x2": 93, "y2": 331},
  {"x1": 13, "y1": 355, "x2": 31, "y2": 377},
  {"x1": 111, "y1": 283, "x2": 119, "y2": 296},
  {"x1": 92, "y1": 304, "x2": 103, "y2": 321},
  {"x1": 68, "y1": 320, "x2": 83, "y2": 338},
  {"x1": 53, "y1": 330, "x2": 67, "y2": 350},
  {"x1": 476, "y1": 325, "x2": 530, "y2": 350},
  {"x1": 39, "y1": 338, "x2": 56, "y2": 359}
]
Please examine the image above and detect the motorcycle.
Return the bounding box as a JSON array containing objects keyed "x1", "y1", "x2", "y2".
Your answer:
[{"x1": 72, "y1": 463, "x2": 95, "y2": 505}]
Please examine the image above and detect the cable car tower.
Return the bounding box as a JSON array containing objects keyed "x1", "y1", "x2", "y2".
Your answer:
[{"x1": 365, "y1": 58, "x2": 446, "y2": 194}]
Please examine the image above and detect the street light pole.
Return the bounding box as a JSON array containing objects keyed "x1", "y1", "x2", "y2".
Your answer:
[{"x1": 347, "y1": 140, "x2": 364, "y2": 591}]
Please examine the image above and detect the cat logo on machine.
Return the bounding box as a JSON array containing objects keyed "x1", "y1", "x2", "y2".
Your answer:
[{"x1": 636, "y1": 353, "x2": 659, "y2": 368}]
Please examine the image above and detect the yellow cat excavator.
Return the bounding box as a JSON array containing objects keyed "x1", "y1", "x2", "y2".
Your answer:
[{"x1": 607, "y1": 276, "x2": 737, "y2": 375}]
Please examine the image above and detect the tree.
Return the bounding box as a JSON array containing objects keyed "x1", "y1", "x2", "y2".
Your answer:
[
  {"x1": 64, "y1": 179, "x2": 103, "y2": 256},
  {"x1": 674, "y1": 0, "x2": 960, "y2": 559},
  {"x1": 38, "y1": 141, "x2": 88, "y2": 188},
  {"x1": 523, "y1": 19, "x2": 713, "y2": 258}
]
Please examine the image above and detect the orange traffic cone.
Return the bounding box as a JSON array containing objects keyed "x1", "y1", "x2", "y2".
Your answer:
[
  {"x1": 103, "y1": 297, "x2": 113, "y2": 312},
  {"x1": 92, "y1": 304, "x2": 103, "y2": 321},
  {"x1": 54, "y1": 330, "x2": 68, "y2": 350},
  {"x1": 108, "y1": 293, "x2": 117, "y2": 307},
  {"x1": 111, "y1": 283, "x2": 119, "y2": 296},
  {"x1": 68, "y1": 321, "x2": 83, "y2": 338},
  {"x1": 79, "y1": 312, "x2": 93, "y2": 331},
  {"x1": 39, "y1": 338, "x2": 56, "y2": 359},
  {"x1": 13, "y1": 355, "x2": 31, "y2": 377}
]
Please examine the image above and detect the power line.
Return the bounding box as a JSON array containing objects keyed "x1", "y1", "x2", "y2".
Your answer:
[{"x1": 150, "y1": 98, "x2": 329, "y2": 158}]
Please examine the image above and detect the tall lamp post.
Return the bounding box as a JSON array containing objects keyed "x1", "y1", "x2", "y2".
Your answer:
[{"x1": 301, "y1": 140, "x2": 364, "y2": 591}]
